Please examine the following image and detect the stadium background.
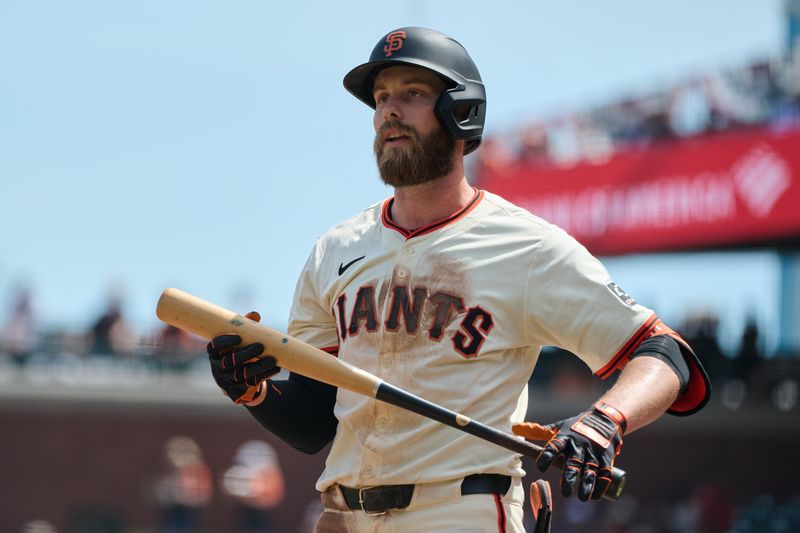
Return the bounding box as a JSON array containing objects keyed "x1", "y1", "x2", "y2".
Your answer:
[{"x1": 2, "y1": 1, "x2": 799, "y2": 531}]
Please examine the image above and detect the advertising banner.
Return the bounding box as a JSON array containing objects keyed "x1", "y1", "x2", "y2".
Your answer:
[{"x1": 480, "y1": 127, "x2": 800, "y2": 255}]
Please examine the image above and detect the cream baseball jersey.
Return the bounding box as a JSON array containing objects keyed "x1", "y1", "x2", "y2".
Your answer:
[{"x1": 288, "y1": 189, "x2": 657, "y2": 491}]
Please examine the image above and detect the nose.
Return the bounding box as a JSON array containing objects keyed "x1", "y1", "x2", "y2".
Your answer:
[{"x1": 381, "y1": 95, "x2": 402, "y2": 121}]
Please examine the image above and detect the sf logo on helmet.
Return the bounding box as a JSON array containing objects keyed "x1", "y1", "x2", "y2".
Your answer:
[{"x1": 383, "y1": 31, "x2": 406, "y2": 57}]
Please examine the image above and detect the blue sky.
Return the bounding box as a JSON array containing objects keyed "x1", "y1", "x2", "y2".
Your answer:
[{"x1": 0, "y1": 1, "x2": 785, "y2": 352}]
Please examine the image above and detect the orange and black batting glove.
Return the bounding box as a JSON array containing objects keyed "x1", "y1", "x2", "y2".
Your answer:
[
  {"x1": 514, "y1": 402, "x2": 626, "y2": 501},
  {"x1": 206, "y1": 311, "x2": 280, "y2": 405}
]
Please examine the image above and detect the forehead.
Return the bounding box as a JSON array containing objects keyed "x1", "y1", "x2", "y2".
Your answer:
[{"x1": 372, "y1": 65, "x2": 447, "y2": 91}]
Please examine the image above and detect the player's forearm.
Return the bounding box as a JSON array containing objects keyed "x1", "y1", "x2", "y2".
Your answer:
[
  {"x1": 599, "y1": 355, "x2": 681, "y2": 433},
  {"x1": 246, "y1": 373, "x2": 338, "y2": 454}
]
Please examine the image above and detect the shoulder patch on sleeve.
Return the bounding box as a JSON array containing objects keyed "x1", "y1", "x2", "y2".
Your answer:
[{"x1": 606, "y1": 282, "x2": 637, "y2": 306}]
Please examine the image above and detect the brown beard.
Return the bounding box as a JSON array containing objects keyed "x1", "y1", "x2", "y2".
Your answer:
[{"x1": 373, "y1": 120, "x2": 456, "y2": 187}]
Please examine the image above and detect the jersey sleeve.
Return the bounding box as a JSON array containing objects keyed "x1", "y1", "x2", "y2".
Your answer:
[
  {"x1": 525, "y1": 226, "x2": 655, "y2": 374},
  {"x1": 287, "y1": 240, "x2": 340, "y2": 354}
]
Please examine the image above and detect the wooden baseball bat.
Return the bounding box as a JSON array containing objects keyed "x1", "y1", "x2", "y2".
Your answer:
[{"x1": 156, "y1": 287, "x2": 627, "y2": 500}]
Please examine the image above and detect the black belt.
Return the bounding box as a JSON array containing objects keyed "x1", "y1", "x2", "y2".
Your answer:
[{"x1": 339, "y1": 474, "x2": 511, "y2": 515}]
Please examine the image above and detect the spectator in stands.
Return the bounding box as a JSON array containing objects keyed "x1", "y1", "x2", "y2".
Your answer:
[
  {"x1": 773, "y1": 42, "x2": 800, "y2": 128},
  {"x1": 751, "y1": 61, "x2": 784, "y2": 122},
  {"x1": 718, "y1": 60, "x2": 783, "y2": 126},
  {"x1": 704, "y1": 79, "x2": 743, "y2": 134},
  {"x1": 573, "y1": 113, "x2": 615, "y2": 163},
  {"x1": 733, "y1": 316, "x2": 762, "y2": 384},
  {"x1": 688, "y1": 483, "x2": 734, "y2": 533},
  {"x1": 604, "y1": 98, "x2": 651, "y2": 148},
  {"x1": 542, "y1": 113, "x2": 583, "y2": 165},
  {"x1": 221, "y1": 440, "x2": 285, "y2": 533},
  {"x1": 19, "y1": 519, "x2": 57, "y2": 533},
  {"x1": 669, "y1": 78, "x2": 714, "y2": 137},
  {"x1": 475, "y1": 51, "x2": 800, "y2": 185},
  {"x1": 470, "y1": 135, "x2": 515, "y2": 181},
  {"x1": 153, "y1": 324, "x2": 204, "y2": 371},
  {"x1": 682, "y1": 313, "x2": 728, "y2": 388},
  {"x1": 640, "y1": 93, "x2": 676, "y2": 143},
  {"x1": 88, "y1": 293, "x2": 134, "y2": 356},
  {"x1": 1, "y1": 286, "x2": 37, "y2": 366},
  {"x1": 153, "y1": 436, "x2": 213, "y2": 533},
  {"x1": 517, "y1": 123, "x2": 551, "y2": 167}
]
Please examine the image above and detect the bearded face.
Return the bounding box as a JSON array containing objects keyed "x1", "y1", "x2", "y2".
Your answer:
[{"x1": 373, "y1": 119, "x2": 456, "y2": 188}]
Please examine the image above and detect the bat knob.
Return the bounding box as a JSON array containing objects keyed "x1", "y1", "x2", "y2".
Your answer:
[{"x1": 605, "y1": 467, "x2": 627, "y2": 501}]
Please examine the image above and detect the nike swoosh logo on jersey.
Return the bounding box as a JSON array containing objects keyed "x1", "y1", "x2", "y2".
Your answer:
[{"x1": 338, "y1": 256, "x2": 366, "y2": 276}]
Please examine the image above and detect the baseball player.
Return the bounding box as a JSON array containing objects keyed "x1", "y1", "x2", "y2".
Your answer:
[{"x1": 207, "y1": 27, "x2": 710, "y2": 532}]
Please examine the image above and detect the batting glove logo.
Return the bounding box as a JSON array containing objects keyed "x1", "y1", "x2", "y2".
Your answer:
[{"x1": 383, "y1": 31, "x2": 406, "y2": 57}]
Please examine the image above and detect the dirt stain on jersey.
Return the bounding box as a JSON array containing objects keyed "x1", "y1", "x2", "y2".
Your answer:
[{"x1": 371, "y1": 254, "x2": 474, "y2": 433}]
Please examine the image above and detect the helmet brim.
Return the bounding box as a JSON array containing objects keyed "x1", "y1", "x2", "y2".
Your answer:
[{"x1": 343, "y1": 58, "x2": 462, "y2": 109}]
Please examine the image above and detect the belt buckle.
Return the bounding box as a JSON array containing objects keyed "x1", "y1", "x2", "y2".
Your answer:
[{"x1": 358, "y1": 487, "x2": 387, "y2": 516}]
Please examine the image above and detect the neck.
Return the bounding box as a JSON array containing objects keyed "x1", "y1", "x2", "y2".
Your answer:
[{"x1": 390, "y1": 161, "x2": 474, "y2": 230}]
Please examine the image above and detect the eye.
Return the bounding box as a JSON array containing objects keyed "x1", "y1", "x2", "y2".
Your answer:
[
  {"x1": 408, "y1": 89, "x2": 423, "y2": 98},
  {"x1": 375, "y1": 93, "x2": 389, "y2": 105}
]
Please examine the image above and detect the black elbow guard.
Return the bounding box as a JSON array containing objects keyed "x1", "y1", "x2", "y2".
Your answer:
[{"x1": 630, "y1": 335, "x2": 690, "y2": 393}]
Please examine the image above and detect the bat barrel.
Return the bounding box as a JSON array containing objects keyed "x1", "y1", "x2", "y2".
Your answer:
[{"x1": 156, "y1": 288, "x2": 382, "y2": 397}]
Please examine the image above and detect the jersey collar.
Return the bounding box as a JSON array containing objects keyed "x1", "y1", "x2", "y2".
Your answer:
[{"x1": 381, "y1": 188, "x2": 484, "y2": 239}]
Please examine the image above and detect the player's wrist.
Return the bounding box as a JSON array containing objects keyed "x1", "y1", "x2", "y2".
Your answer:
[
  {"x1": 592, "y1": 401, "x2": 627, "y2": 434},
  {"x1": 243, "y1": 381, "x2": 268, "y2": 407}
]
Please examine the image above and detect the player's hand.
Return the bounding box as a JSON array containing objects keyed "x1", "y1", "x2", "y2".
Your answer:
[
  {"x1": 514, "y1": 402, "x2": 626, "y2": 501},
  {"x1": 207, "y1": 311, "x2": 280, "y2": 405}
]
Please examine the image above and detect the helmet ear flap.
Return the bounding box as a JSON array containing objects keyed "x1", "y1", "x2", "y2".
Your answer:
[{"x1": 435, "y1": 87, "x2": 486, "y2": 155}]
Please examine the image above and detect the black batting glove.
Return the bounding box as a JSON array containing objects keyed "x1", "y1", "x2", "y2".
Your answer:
[
  {"x1": 536, "y1": 401, "x2": 627, "y2": 501},
  {"x1": 207, "y1": 312, "x2": 280, "y2": 405}
]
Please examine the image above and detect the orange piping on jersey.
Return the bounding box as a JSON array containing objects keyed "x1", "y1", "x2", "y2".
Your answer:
[
  {"x1": 381, "y1": 188, "x2": 484, "y2": 239},
  {"x1": 320, "y1": 346, "x2": 339, "y2": 357},
  {"x1": 596, "y1": 313, "x2": 660, "y2": 379}
]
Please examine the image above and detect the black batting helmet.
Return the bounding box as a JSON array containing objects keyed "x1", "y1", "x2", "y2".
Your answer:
[{"x1": 343, "y1": 27, "x2": 486, "y2": 155}]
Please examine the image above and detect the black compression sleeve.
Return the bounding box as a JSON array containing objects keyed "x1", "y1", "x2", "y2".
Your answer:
[
  {"x1": 245, "y1": 372, "x2": 338, "y2": 454},
  {"x1": 630, "y1": 335, "x2": 690, "y2": 393}
]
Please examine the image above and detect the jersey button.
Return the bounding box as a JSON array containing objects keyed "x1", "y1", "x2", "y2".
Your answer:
[
  {"x1": 363, "y1": 465, "x2": 374, "y2": 479},
  {"x1": 403, "y1": 247, "x2": 414, "y2": 255},
  {"x1": 378, "y1": 417, "x2": 390, "y2": 429},
  {"x1": 397, "y1": 269, "x2": 407, "y2": 279}
]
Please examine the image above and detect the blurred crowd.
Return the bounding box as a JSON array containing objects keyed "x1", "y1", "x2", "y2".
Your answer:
[
  {"x1": 152, "y1": 436, "x2": 286, "y2": 533},
  {"x1": 474, "y1": 44, "x2": 800, "y2": 177},
  {"x1": 0, "y1": 286, "x2": 207, "y2": 374},
  {"x1": 20, "y1": 436, "x2": 289, "y2": 533}
]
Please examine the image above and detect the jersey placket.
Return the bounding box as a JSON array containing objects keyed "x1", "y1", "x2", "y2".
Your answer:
[{"x1": 357, "y1": 235, "x2": 427, "y2": 485}]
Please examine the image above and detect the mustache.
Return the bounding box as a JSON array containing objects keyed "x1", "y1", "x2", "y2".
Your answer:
[{"x1": 377, "y1": 120, "x2": 418, "y2": 142}]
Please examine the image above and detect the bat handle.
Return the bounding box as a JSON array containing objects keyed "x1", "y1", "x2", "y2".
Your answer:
[{"x1": 376, "y1": 382, "x2": 627, "y2": 501}]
